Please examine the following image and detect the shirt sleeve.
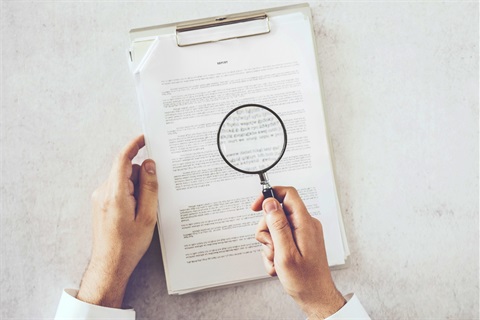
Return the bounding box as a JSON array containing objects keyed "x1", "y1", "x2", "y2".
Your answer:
[
  {"x1": 325, "y1": 293, "x2": 370, "y2": 320},
  {"x1": 54, "y1": 289, "x2": 136, "y2": 320}
]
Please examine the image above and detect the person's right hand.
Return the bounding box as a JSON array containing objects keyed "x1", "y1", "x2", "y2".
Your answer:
[{"x1": 252, "y1": 186, "x2": 346, "y2": 319}]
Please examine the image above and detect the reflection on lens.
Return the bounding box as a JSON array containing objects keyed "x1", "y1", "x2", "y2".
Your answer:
[{"x1": 218, "y1": 105, "x2": 286, "y2": 173}]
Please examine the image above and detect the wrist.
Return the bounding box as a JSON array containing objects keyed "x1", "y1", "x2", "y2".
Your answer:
[
  {"x1": 77, "y1": 258, "x2": 131, "y2": 308},
  {"x1": 303, "y1": 287, "x2": 346, "y2": 320}
]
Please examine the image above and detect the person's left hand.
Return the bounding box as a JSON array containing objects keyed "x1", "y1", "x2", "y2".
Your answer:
[{"x1": 77, "y1": 135, "x2": 158, "y2": 308}]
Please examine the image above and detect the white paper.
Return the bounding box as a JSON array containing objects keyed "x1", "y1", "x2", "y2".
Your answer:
[{"x1": 134, "y1": 11, "x2": 348, "y2": 294}]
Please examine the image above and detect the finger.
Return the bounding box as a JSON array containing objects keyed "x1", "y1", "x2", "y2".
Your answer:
[
  {"x1": 128, "y1": 179, "x2": 135, "y2": 196},
  {"x1": 263, "y1": 198, "x2": 298, "y2": 260},
  {"x1": 111, "y1": 135, "x2": 145, "y2": 183},
  {"x1": 255, "y1": 186, "x2": 314, "y2": 255},
  {"x1": 255, "y1": 216, "x2": 273, "y2": 248},
  {"x1": 130, "y1": 164, "x2": 141, "y2": 197},
  {"x1": 275, "y1": 187, "x2": 312, "y2": 240},
  {"x1": 270, "y1": 186, "x2": 310, "y2": 223},
  {"x1": 91, "y1": 180, "x2": 107, "y2": 209},
  {"x1": 136, "y1": 159, "x2": 158, "y2": 227},
  {"x1": 121, "y1": 135, "x2": 145, "y2": 162},
  {"x1": 262, "y1": 244, "x2": 274, "y2": 261},
  {"x1": 250, "y1": 193, "x2": 264, "y2": 211},
  {"x1": 131, "y1": 164, "x2": 141, "y2": 184},
  {"x1": 262, "y1": 251, "x2": 276, "y2": 277}
]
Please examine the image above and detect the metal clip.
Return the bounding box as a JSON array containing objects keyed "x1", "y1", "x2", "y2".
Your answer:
[{"x1": 176, "y1": 13, "x2": 270, "y2": 47}]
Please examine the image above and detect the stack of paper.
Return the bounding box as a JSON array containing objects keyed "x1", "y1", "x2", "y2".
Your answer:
[{"x1": 129, "y1": 4, "x2": 349, "y2": 294}]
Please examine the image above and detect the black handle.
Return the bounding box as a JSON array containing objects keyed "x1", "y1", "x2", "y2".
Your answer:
[{"x1": 262, "y1": 187, "x2": 275, "y2": 199}]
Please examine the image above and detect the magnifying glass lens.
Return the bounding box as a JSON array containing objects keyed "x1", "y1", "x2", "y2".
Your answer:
[{"x1": 218, "y1": 106, "x2": 285, "y2": 173}]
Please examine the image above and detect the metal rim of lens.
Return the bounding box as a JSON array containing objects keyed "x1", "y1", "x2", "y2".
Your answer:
[{"x1": 217, "y1": 103, "x2": 287, "y2": 175}]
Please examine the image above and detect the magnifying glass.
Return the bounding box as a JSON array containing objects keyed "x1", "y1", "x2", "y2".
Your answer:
[{"x1": 217, "y1": 104, "x2": 287, "y2": 199}]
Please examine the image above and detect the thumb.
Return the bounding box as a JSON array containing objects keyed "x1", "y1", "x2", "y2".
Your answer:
[
  {"x1": 263, "y1": 198, "x2": 297, "y2": 258},
  {"x1": 136, "y1": 159, "x2": 158, "y2": 225}
]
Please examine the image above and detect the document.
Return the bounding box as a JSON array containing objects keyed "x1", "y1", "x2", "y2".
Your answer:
[{"x1": 132, "y1": 9, "x2": 349, "y2": 294}]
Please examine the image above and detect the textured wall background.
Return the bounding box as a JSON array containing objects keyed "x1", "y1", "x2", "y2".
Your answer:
[{"x1": 1, "y1": 1, "x2": 478, "y2": 319}]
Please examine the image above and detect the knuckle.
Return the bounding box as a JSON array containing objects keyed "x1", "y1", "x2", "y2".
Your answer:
[
  {"x1": 137, "y1": 208, "x2": 158, "y2": 226},
  {"x1": 264, "y1": 247, "x2": 274, "y2": 261},
  {"x1": 262, "y1": 255, "x2": 276, "y2": 277},
  {"x1": 142, "y1": 179, "x2": 158, "y2": 193},
  {"x1": 285, "y1": 186, "x2": 299, "y2": 197},
  {"x1": 255, "y1": 230, "x2": 269, "y2": 245},
  {"x1": 142, "y1": 213, "x2": 157, "y2": 227},
  {"x1": 102, "y1": 193, "x2": 119, "y2": 212},
  {"x1": 128, "y1": 180, "x2": 134, "y2": 193},
  {"x1": 268, "y1": 268, "x2": 277, "y2": 277},
  {"x1": 99, "y1": 198, "x2": 111, "y2": 213},
  {"x1": 313, "y1": 218, "x2": 324, "y2": 232}
]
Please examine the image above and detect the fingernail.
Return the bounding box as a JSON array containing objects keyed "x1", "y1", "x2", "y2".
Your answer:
[
  {"x1": 263, "y1": 199, "x2": 278, "y2": 213},
  {"x1": 145, "y1": 161, "x2": 156, "y2": 175}
]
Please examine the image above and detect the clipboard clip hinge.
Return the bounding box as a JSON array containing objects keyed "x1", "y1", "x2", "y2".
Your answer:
[{"x1": 176, "y1": 13, "x2": 270, "y2": 47}]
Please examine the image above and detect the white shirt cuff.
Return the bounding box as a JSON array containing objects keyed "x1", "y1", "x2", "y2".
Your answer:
[
  {"x1": 326, "y1": 293, "x2": 370, "y2": 319},
  {"x1": 54, "y1": 288, "x2": 136, "y2": 320}
]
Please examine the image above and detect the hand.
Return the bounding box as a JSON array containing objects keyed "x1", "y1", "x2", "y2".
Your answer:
[
  {"x1": 252, "y1": 186, "x2": 346, "y2": 319},
  {"x1": 77, "y1": 135, "x2": 158, "y2": 308}
]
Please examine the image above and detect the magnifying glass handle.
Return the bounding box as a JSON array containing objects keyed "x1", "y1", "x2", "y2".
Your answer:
[
  {"x1": 262, "y1": 187, "x2": 275, "y2": 199},
  {"x1": 260, "y1": 172, "x2": 275, "y2": 199}
]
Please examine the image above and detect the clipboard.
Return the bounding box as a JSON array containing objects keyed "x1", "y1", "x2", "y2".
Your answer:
[
  {"x1": 127, "y1": 3, "x2": 350, "y2": 294},
  {"x1": 129, "y1": 3, "x2": 306, "y2": 71}
]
